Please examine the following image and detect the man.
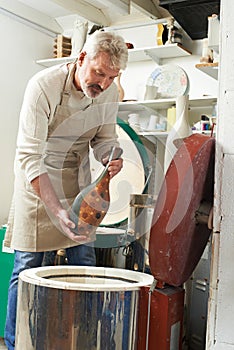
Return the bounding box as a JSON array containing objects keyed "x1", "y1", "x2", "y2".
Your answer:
[{"x1": 4, "y1": 30, "x2": 128, "y2": 349}]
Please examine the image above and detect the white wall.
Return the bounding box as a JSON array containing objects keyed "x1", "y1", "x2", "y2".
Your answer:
[
  {"x1": 0, "y1": 12, "x2": 53, "y2": 225},
  {"x1": 206, "y1": 1, "x2": 234, "y2": 349}
]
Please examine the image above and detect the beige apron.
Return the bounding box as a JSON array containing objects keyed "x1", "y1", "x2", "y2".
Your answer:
[{"x1": 5, "y1": 63, "x2": 109, "y2": 252}]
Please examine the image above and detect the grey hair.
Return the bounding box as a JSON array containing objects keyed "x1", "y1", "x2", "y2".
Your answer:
[{"x1": 82, "y1": 31, "x2": 128, "y2": 70}]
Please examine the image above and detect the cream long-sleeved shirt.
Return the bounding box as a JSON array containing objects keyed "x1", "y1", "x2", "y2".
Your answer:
[{"x1": 16, "y1": 63, "x2": 119, "y2": 183}]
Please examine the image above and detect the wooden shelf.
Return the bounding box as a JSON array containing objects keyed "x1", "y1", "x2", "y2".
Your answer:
[
  {"x1": 119, "y1": 96, "x2": 217, "y2": 112},
  {"x1": 36, "y1": 43, "x2": 192, "y2": 67},
  {"x1": 195, "y1": 62, "x2": 219, "y2": 80}
]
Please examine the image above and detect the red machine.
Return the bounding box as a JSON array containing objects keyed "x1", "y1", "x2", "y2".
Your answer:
[{"x1": 137, "y1": 133, "x2": 215, "y2": 349}]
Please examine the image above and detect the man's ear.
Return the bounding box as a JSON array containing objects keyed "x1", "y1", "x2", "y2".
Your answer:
[{"x1": 77, "y1": 51, "x2": 87, "y2": 66}]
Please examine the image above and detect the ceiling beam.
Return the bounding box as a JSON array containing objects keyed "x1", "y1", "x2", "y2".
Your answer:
[
  {"x1": 0, "y1": 0, "x2": 63, "y2": 33},
  {"x1": 131, "y1": 0, "x2": 163, "y2": 19},
  {"x1": 51, "y1": 0, "x2": 110, "y2": 26},
  {"x1": 96, "y1": 0, "x2": 130, "y2": 15}
]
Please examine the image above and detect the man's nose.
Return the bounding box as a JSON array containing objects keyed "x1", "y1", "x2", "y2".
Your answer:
[{"x1": 100, "y1": 77, "x2": 111, "y2": 90}]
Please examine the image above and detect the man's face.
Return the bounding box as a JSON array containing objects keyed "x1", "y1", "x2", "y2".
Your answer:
[{"x1": 77, "y1": 51, "x2": 120, "y2": 99}]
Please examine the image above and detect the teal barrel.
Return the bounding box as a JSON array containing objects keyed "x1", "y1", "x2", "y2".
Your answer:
[{"x1": 0, "y1": 225, "x2": 14, "y2": 337}]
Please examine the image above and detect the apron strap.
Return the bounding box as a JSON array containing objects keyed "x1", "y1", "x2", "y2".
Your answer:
[
  {"x1": 60, "y1": 59, "x2": 93, "y2": 110},
  {"x1": 60, "y1": 61, "x2": 77, "y2": 106}
]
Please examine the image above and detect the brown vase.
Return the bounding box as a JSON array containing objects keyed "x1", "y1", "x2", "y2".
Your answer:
[{"x1": 71, "y1": 147, "x2": 122, "y2": 238}]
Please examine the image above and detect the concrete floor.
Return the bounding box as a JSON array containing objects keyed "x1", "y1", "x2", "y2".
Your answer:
[{"x1": 0, "y1": 338, "x2": 7, "y2": 349}]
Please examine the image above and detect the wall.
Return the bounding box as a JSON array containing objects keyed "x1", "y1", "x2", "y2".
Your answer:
[
  {"x1": 0, "y1": 11, "x2": 53, "y2": 225},
  {"x1": 206, "y1": 1, "x2": 234, "y2": 349}
]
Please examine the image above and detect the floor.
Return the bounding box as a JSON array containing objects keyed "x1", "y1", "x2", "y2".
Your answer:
[
  {"x1": 0, "y1": 329, "x2": 191, "y2": 350},
  {"x1": 0, "y1": 338, "x2": 7, "y2": 349}
]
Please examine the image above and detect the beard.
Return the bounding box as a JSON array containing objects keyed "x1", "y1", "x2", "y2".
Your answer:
[{"x1": 79, "y1": 72, "x2": 104, "y2": 99}]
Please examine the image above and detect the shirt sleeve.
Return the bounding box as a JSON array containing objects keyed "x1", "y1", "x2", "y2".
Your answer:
[{"x1": 16, "y1": 78, "x2": 50, "y2": 182}]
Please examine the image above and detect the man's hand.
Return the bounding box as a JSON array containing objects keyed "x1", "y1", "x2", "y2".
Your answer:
[
  {"x1": 57, "y1": 208, "x2": 93, "y2": 243},
  {"x1": 101, "y1": 147, "x2": 123, "y2": 178},
  {"x1": 106, "y1": 158, "x2": 123, "y2": 178}
]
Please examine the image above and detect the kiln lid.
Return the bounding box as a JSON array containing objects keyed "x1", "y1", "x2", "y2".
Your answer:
[{"x1": 149, "y1": 133, "x2": 215, "y2": 287}]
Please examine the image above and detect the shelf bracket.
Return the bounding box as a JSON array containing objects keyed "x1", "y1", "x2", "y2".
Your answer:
[{"x1": 144, "y1": 49, "x2": 160, "y2": 65}]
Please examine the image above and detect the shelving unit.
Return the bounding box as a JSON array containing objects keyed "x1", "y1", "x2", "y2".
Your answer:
[
  {"x1": 119, "y1": 96, "x2": 217, "y2": 146},
  {"x1": 36, "y1": 43, "x2": 192, "y2": 67},
  {"x1": 35, "y1": 42, "x2": 215, "y2": 145},
  {"x1": 195, "y1": 62, "x2": 219, "y2": 80}
]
